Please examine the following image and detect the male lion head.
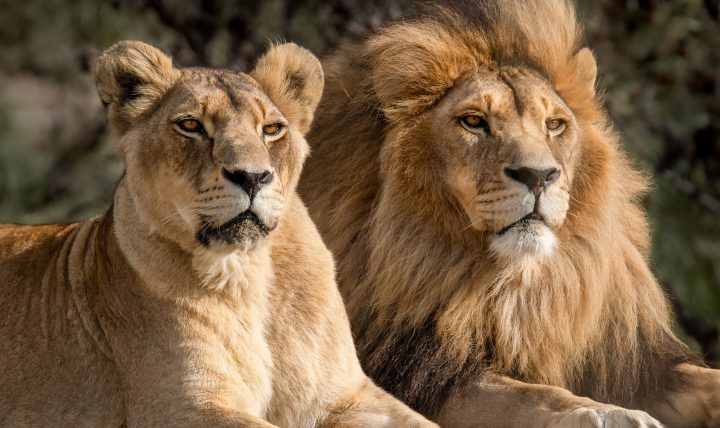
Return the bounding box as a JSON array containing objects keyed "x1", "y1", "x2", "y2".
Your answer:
[
  {"x1": 366, "y1": 7, "x2": 599, "y2": 264},
  {"x1": 422, "y1": 66, "x2": 591, "y2": 260},
  {"x1": 96, "y1": 41, "x2": 322, "y2": 254}
]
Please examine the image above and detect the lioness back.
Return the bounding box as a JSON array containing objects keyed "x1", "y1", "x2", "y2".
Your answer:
[
  {"x1": 0, "y1": 220, "x2": 125, "y2": 424},
  {"x1": 0, "y1": 41, "x2": 434, "y2": 427}
]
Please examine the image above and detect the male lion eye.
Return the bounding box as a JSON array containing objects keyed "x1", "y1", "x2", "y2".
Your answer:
[
  {"x1": 177, "y1": 118, "x2": 203, "y2": 133},
  {"x1": 263, "y1": 123, "x2": 282, "y2": 136},
  {"x1": 546, "y1": 118, "x2": 566, "y2": 133},
  {"x1": 460, "y1": 114, "x2": 489, "y2": 132}
]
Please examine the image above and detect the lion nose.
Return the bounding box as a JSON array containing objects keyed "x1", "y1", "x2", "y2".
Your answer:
[
  {"x1": 504, "y1": 167, "x2": 560, "y2": 194},
  {"x1": 222, "y1": 168, "x2": 273, "y2": 200}
]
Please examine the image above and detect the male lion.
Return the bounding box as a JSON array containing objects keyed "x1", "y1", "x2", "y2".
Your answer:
[
  {"x1": 298, "y1": 1, "x2": 720, "y2": 427},
  {"x1": 0, "y1": 41, "x2": 435, "y2": 427}
]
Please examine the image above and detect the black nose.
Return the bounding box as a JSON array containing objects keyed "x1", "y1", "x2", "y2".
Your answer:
[
  {"x1": 222, "y1": 169, "x2": 273, "y2": 200},
  {"x1": 504, "y1": 167, "x2": 560, "y2": 193}
]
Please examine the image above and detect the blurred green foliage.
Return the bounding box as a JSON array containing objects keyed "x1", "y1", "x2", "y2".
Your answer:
[
  {"x1": 580, "y1": 0, "x2": 720, "y2": 362},
  {"x1": 0, "y1": 0, "x2": 717, "y2": 364}
]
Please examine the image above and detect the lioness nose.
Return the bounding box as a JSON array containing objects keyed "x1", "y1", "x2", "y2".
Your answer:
[
  {"x1": 504, "y1": 167, "x2": 560, "y2": 193},
  {"x1": 222, "y1": 168, "x2": 273, "y2": 200}
]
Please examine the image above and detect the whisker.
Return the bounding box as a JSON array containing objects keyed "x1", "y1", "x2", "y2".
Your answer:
[
  {"x1": 157, "y1": 200, "x2": 202, "y2": 226},
  {"x1": 480, "y1": 186, "x2": 506, "y2": 193},
  {"x1": 261, "y1": 194, "x2": 285, "y2": 203},
  {"x1": 461, "y1": 212, "x2": 489, "y2": 232},
  {"x1": 202, "y1": 204, "x2": 237, "y2": 211},
  {"x1": 567, "y1": 193, "x2": 590, "y2": 208},
  {"x1": 475, "y1": 209, "x2": 512, "y2": 214},
  {"x1": 475, "y1": 193, "x2": 517, "y2": 204},
  {"x1": 196, "y1": 194, "x2": 235, "y2": 203},
  {"x1": 461, "y1": 192, "x2": 484, "y2": 213}
]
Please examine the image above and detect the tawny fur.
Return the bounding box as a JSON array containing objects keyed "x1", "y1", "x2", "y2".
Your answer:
[
  {"x1": 299, "y1": 1, "x2": 720, "y2": 426},
  {"x1": 0, "y1": 40, "x2": 435, "y2": 428}
]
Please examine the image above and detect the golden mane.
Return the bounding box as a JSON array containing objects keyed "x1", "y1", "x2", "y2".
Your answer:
[
  {"x1": 299, "y1": 0, "x2": 694, "y2": 415},
  {"x1": 368, "y1": 0, "x2": 598, "y2": 123}
]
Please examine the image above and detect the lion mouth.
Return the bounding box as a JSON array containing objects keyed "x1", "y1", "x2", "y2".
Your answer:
[
  {"x1": 498, "y1": 212, "x2": 544, "y2": 235},
  {"x1": 196, "y1": 210, "x2": 269, "y2": 246}
]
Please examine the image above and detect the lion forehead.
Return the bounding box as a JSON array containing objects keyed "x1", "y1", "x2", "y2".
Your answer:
[{"x1": 440, "y1": 69, "x2": 566, "y2": 125}]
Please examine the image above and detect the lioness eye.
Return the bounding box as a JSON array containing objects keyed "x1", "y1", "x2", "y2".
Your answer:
[
  {"x1": 177, "y1": 118, "x2": 203, "y2": 133},
  {"x1": 263, "y1": 123, "x2": 282, "y2": 136},
  {"x1": 460, "y1": 114, "x2": 489, "y2": 132},
  {"x1": 546, "y1": 118, "x2": 566, "y2": 133}
]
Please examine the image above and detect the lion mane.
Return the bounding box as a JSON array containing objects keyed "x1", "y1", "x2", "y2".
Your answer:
[{"x1": 299, "y1": 0, "x2": 694, "y2": 416}]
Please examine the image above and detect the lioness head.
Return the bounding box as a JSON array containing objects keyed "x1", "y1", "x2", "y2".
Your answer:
[{"x1": 96, "y1": 41, "x2": 322, "y2": 254}]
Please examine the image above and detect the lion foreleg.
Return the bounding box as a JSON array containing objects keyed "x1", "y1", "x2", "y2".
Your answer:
[
  {"x1": 434, "y1": 373, "x2": 663, "y2": 428},
  {"x1": 643, "y1": 363, "x2": 720, "y2": 427}
]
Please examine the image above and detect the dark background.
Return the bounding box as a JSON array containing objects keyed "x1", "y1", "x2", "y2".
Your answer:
[{"x1": 0, "y1": 0, "x2": 718, "y2": 366}]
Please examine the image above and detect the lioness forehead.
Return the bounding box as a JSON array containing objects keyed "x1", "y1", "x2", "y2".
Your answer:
[{"x1": 166, "y1": 69, "x2": 278, "y2": 121}]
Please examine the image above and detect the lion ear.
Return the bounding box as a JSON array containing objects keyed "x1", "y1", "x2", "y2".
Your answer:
[
  {"x1": 95, "y1": 41, "x2": 181, "y2": 134},
  {"x1": 250, "y1": 43, "x2": 324, "y2": 135},
  {"x1": 572, "y1": 48, "x2": 597, "y2": 97}
]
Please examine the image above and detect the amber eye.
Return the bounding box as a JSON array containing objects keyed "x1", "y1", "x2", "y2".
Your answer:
[
  {"x1": 262, "y1": 123, "x2": 283, "y2": 136},
  {"x1": 546, "y1": 118, "x2": 567, "y2": 133},
  {"x1": 460, "y1": 114, "x2": 489, "y2": 132},
  {"x1": 177, "y1": 118, "x2": 203, "y2": 133}
]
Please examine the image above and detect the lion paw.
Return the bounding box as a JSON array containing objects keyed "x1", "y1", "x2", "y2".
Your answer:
[{"x1": 557, "y1": 406, "x2": 664, "y2": 428}]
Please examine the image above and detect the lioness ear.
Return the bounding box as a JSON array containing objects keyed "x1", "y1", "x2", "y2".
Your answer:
[
  {"x1": 573, "y1": 48, "x2": 597, "y2": 97},
  {"x1": 95, "y1": 41, "x2": 181, "y2": 134},
  {"x1": 250, "y1": 43, "x2": 324, "y2": 134}
]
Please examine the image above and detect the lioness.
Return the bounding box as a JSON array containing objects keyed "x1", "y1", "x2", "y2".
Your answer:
[
  {"x1": 298, "y1": 0, "x2": 720, "y2": 427},
  {"x1": 0, "y1": 41, "x2": 434, "y2": 427}
]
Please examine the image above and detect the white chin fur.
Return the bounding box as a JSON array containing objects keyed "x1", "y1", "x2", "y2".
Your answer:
[
  {"x1": 490, "y1": 222, "x2": 557, "y2": 261},
  {"x1": 191, "y1": 244, "x2": 271, "y2": 292}
]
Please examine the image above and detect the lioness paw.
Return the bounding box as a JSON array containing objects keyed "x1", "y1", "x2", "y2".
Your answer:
[{"x1": 348, "y1": 412, "x2": 438, "y2": 428}]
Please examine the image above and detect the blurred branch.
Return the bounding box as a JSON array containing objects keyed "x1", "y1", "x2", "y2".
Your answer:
[
  {"x1": 143, "y1": 0, "x2": 210, "y2": 64},
  {"x1": 661, "y1": 169, "x2": 720, "y2": 215},
  {"x1": 609, "y1": 108, "x2": 720, "y2": 215}
]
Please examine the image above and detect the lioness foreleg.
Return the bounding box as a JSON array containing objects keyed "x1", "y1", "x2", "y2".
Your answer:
[
  {"x1": 434, "y1": 373, "x2": 663, "y2": 428},
  {"x1": 320, "y1": 379, "x2": 438, "y2": 427},
  {"x1": 166, "y1": 407, "x2": 279, "y2": 428}
]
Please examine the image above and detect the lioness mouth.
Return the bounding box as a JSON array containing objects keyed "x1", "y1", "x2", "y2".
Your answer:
[
  {"x1": 196, "y1": 211, "x2": 269, "y2": 246},
  {"x1": 498, "y1": 212, "x2": 544, "y2": 236}
]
